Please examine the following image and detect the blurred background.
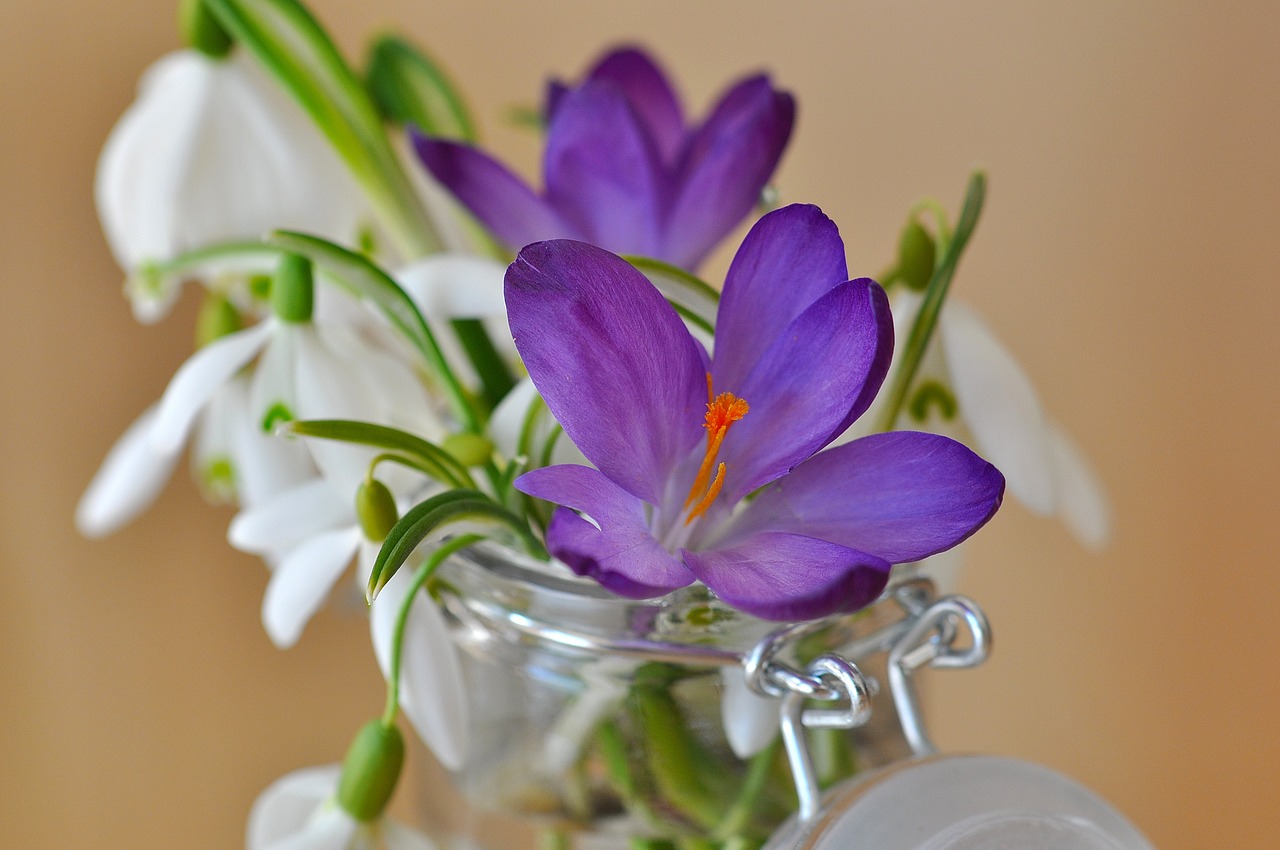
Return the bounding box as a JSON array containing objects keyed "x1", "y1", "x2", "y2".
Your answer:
[{"x1": 2, "y1": 1, "x2": 1277, "y2": 847}]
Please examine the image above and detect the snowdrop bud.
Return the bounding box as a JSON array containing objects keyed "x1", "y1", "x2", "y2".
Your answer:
[
  {"x1": 194, "y1": 290, "x2": 242, "y2": 348},
  {"x1": 897, "y1": 218, "x2": 936, "y2": 292},
  {"x1": 271, "y1": 254, "x2": 314, "y2": 323},
  {"x1": 178, "y1": 0, "x2": 232, "y2": 59},
  {"x1": 441, "y1": 432, "x2": 493, "y2": 467},
  {"x1": 366, "y1": 36, "x2": 477, "y2": 142},
  {"x1": 337, "y1": 720, "x2": 405, "y2": 822},
  {"x1": 356, "y1": 478, "x2": 399, "y2": 542}
]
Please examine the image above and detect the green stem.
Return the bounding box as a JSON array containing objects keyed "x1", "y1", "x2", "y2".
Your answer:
[
  {"x1": 713, "y1": 740, "x2": 781, "y2": 840},
  {"x1": 381, "y1": 534, "x2": 484, "y2": 725},
  {"x1": 874, "y1": 170, "x2": 986, "y2": 433},
  {"x1": 450, "y1": 318, "x2": 515, "y2": 413},
  {"x1": 206, "y1": 0, "x2": 443, "y2": 260},
  {"x1": 631, "y1": 685, "x2": 723, "y2": 832}
]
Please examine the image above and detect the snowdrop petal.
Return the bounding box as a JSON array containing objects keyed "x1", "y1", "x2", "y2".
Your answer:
[
  {"x1": 395, "y1": 254, "x2": 509, "y2": 321},
  {"x1": 76, "y1": 405, "x2": 180, "y2": 537},
  {"x1": 371, "y1": 565, "x2": 469, "y2": 770},
  {"x1": 228, "y1": 377, "x2": 317, "y2": 509},
  {"x1": 259, "y1": 808, "x2": 355, "y2": 850},
  {"x1": 488, "y1": 378, "x2": 588, "y2": 468},
  {"x1": 247, "y1": 765, "x2": 341, "y2": 850},
  {"x1": 1047, "y1": 421, "x2": 1112, "y2": 549},
  {"x1": 262, "y1": 526, "x2": 362, "y2": 648},
  {"x1": 98, "y1": 50, "x2": 364, "y2": 275},
  {"x1": 940, "y1": 301, "x2": 1056, "y2": 515},
  {"x1": 720, "y1": 666, "x2": 780, "y2": 758},
  {"x1": 229, "y1": 478, "x2": 351, "y2": 555},
  {"x1": 151, "y1": 320, "x2": 274, "y2": 454},
  {"x1": 380, "y1": 820, "x2": 439, "y2": 850},
  {"x1": 911, "y1": 544, "x2": 966, "y2": 595}
]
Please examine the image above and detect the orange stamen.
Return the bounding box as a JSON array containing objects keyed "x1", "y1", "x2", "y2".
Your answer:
[{"x1": 684, "y1": 376, "x2": 749, "y2": 523}]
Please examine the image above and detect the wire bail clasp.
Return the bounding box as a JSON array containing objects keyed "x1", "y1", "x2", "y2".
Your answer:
[
  {"x1": 750, "y1": 584, "x2": 993, "y2": 825},
  {"x1": 888, "y1": 594, "x2": 991, "y2": 757}
]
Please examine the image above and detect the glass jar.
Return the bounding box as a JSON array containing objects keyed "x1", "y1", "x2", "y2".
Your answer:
[{"x1": 413, "y1": 542, "x2": 934, "y2": 850}]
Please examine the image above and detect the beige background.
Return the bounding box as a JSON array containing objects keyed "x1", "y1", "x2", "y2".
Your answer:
[{"x1": 3, "y1": 1, "x2": 1278, "y2": 847}]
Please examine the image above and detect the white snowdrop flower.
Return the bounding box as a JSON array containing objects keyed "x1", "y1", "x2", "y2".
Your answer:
[
  {"x1": 370, "y1": 564, "x2": 469, "y2": 771},
  {"x1": 247, "y1": 765, "x2": 436, "y2": 850},
  {"x1": 96, "y1": 48, "x2": 366, "y2": 321},
  {"x1": 852, "y1": 290, "x2": 1111, "y2": 550}
]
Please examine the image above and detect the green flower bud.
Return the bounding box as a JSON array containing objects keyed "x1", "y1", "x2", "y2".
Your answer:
[
  {"x1": 337, "y1": 720, "x2": 404, "y2": 823},
  {"x1": 271, "y1": 253, "x2": 314, "y2": 323},
  {"x1": 442, "y1": 432, "x2": 494, "y2": 468},
  {"x1": 356, "y1": 479, "x2": 399, "y2": 542},
  {"x1": 907, "y1": 379, "x2": 959, "y2": 423},
  {"x1": 178, "y1": 0, "x2": 234, "y2": 59},
  {"x1": 366, "y1": 35, "x2": 477, "y2": 142},
  {"x1": 897, "y1": 219, "x2": 937, "y2": 292},
  {"x1": 195, "y1": 291, "x2": 242, "y2": 348}
]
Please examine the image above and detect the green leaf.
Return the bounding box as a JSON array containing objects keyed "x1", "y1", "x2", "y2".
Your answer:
[
  {"x1": 288, "y1": 419, "x2": 474, "y2": 489},
  {"x1": 267, "y1": 231, "x2": 480, "y2": 431},
  {"x1": 875, "y1": 170, "x2": 987, "y2": 432},
  {"x1": 623, "y1": 256, "x2": 719, "y2": 334},
  {"x1": 369, "y1": 490, "x2": 545, "y2": 598},
  {"x1": 366, "y1": 35, "x2": 477, "y2": 142}
]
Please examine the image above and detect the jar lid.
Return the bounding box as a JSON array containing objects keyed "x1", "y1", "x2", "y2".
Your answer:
[{"x1": 762, "y1": 755, "x2": 1156, "y2": 850}]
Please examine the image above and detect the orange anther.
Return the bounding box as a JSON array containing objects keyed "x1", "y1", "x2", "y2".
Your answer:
[{"x1": 684, "y1": 379, "x2": 749, "y2": 521}]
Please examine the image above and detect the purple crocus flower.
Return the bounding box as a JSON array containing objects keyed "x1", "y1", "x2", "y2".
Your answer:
[
  {"x1": 506, "y1": 205, "x2": 1005, "y2": 622},
  {"x1": 414, "y1": 46, "x2": 794, "y2": 271}
]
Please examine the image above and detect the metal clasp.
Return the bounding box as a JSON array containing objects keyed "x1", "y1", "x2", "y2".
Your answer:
[{"x1": 752, "y1": 584, "x2": 993, "y2": 823}]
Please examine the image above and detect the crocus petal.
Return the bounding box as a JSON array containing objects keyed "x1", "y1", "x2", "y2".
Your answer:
[
  {"x1": 542, "y1": 80, "x2": 666, "y2": 256},
  {"x1": 246, "y1": 765, "x2": 341, "y2": 850},
  {"x1": 712, "y1": 204, "x2": 849, "y2": 390},
  {"x1": 716, "y1": 279, "x2": 893, "y2": 501},
  {"x1": 262, "y1": 526, "x2": 362, "y2": 648},
  {"x1": 584, "y1": 47, "x2": 685, "y2": 166},
  {"x1": 151, "y1": 320, "x2": 274, "y2": 454},
  {"x1": 1046, "y1": 420, "x2": 1112, "y2": 549},
  {"x1": 735, "y1": 431, "x2": 1005, "y2": 564},
  {"x1": 940, "y1": 300, "x2": 1056, "y2": 515},
  {"x1": 76, "y1": 405, "x2": 179, "y2": 537},
  {"x1": 517, "y1": 465, "x2": 694, "y2": 597},
  {"x1": 662, "y1": 76, "x2": 795, "y2": 269},
  {"x1": 412, "y1": 135, "x2": 576, "y2": 250},
  {"x1": 228, "y1": 478, "x2": 351, "y2": 555},
  {"x1": 683, "y1": 532, "x2": 891, "y2": 621},
  {"x1": 371, "y1": 564, "x2": 469, "y2": 771},
  {"x1": 720, "y1": 667, "x2": 780, "y2": 758},
  {"x1": 506, "y1": 241, "x2": 706, "y2": 503}
]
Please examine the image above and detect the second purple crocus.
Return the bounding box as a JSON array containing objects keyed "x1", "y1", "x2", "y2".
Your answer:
[
  {"x1": 414, "y1": 46, "x2": 795, "y2": 271},
  {"x1": 507, "y1": 204, "x2": 1005, "y2": 622}
]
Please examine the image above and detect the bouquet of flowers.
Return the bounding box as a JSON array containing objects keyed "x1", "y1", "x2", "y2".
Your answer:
[{"x1": 80, "y1": 1, "x2": 1110, "y2": 848}]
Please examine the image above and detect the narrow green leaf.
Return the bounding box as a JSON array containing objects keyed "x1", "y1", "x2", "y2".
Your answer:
[
  {"x1": 369, "y1": 490, "x2": 545, "y2": 598},
  {"x1": 267, "y1": 231, "x2": 480, "y2": 432},
  {"x1": 204, "y1": 0, "x2": 441, "y2": 256},
  {"x1": 623, "y1": 256, "x2": 719, "y2": 334},
  {"x1": 366, "y1": 35, "x2": 477, "y2": 142},
  {"x1": 288, "y1": 419, "x2": 474, "y2": 489},
  {"x1": 875, "y1": 170, "x2": 987, "y2": 432}
]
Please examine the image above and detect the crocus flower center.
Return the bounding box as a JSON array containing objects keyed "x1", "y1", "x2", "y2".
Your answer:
[{"x1": 684, "y1": 376, "x2": 749, "y2": 524}]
